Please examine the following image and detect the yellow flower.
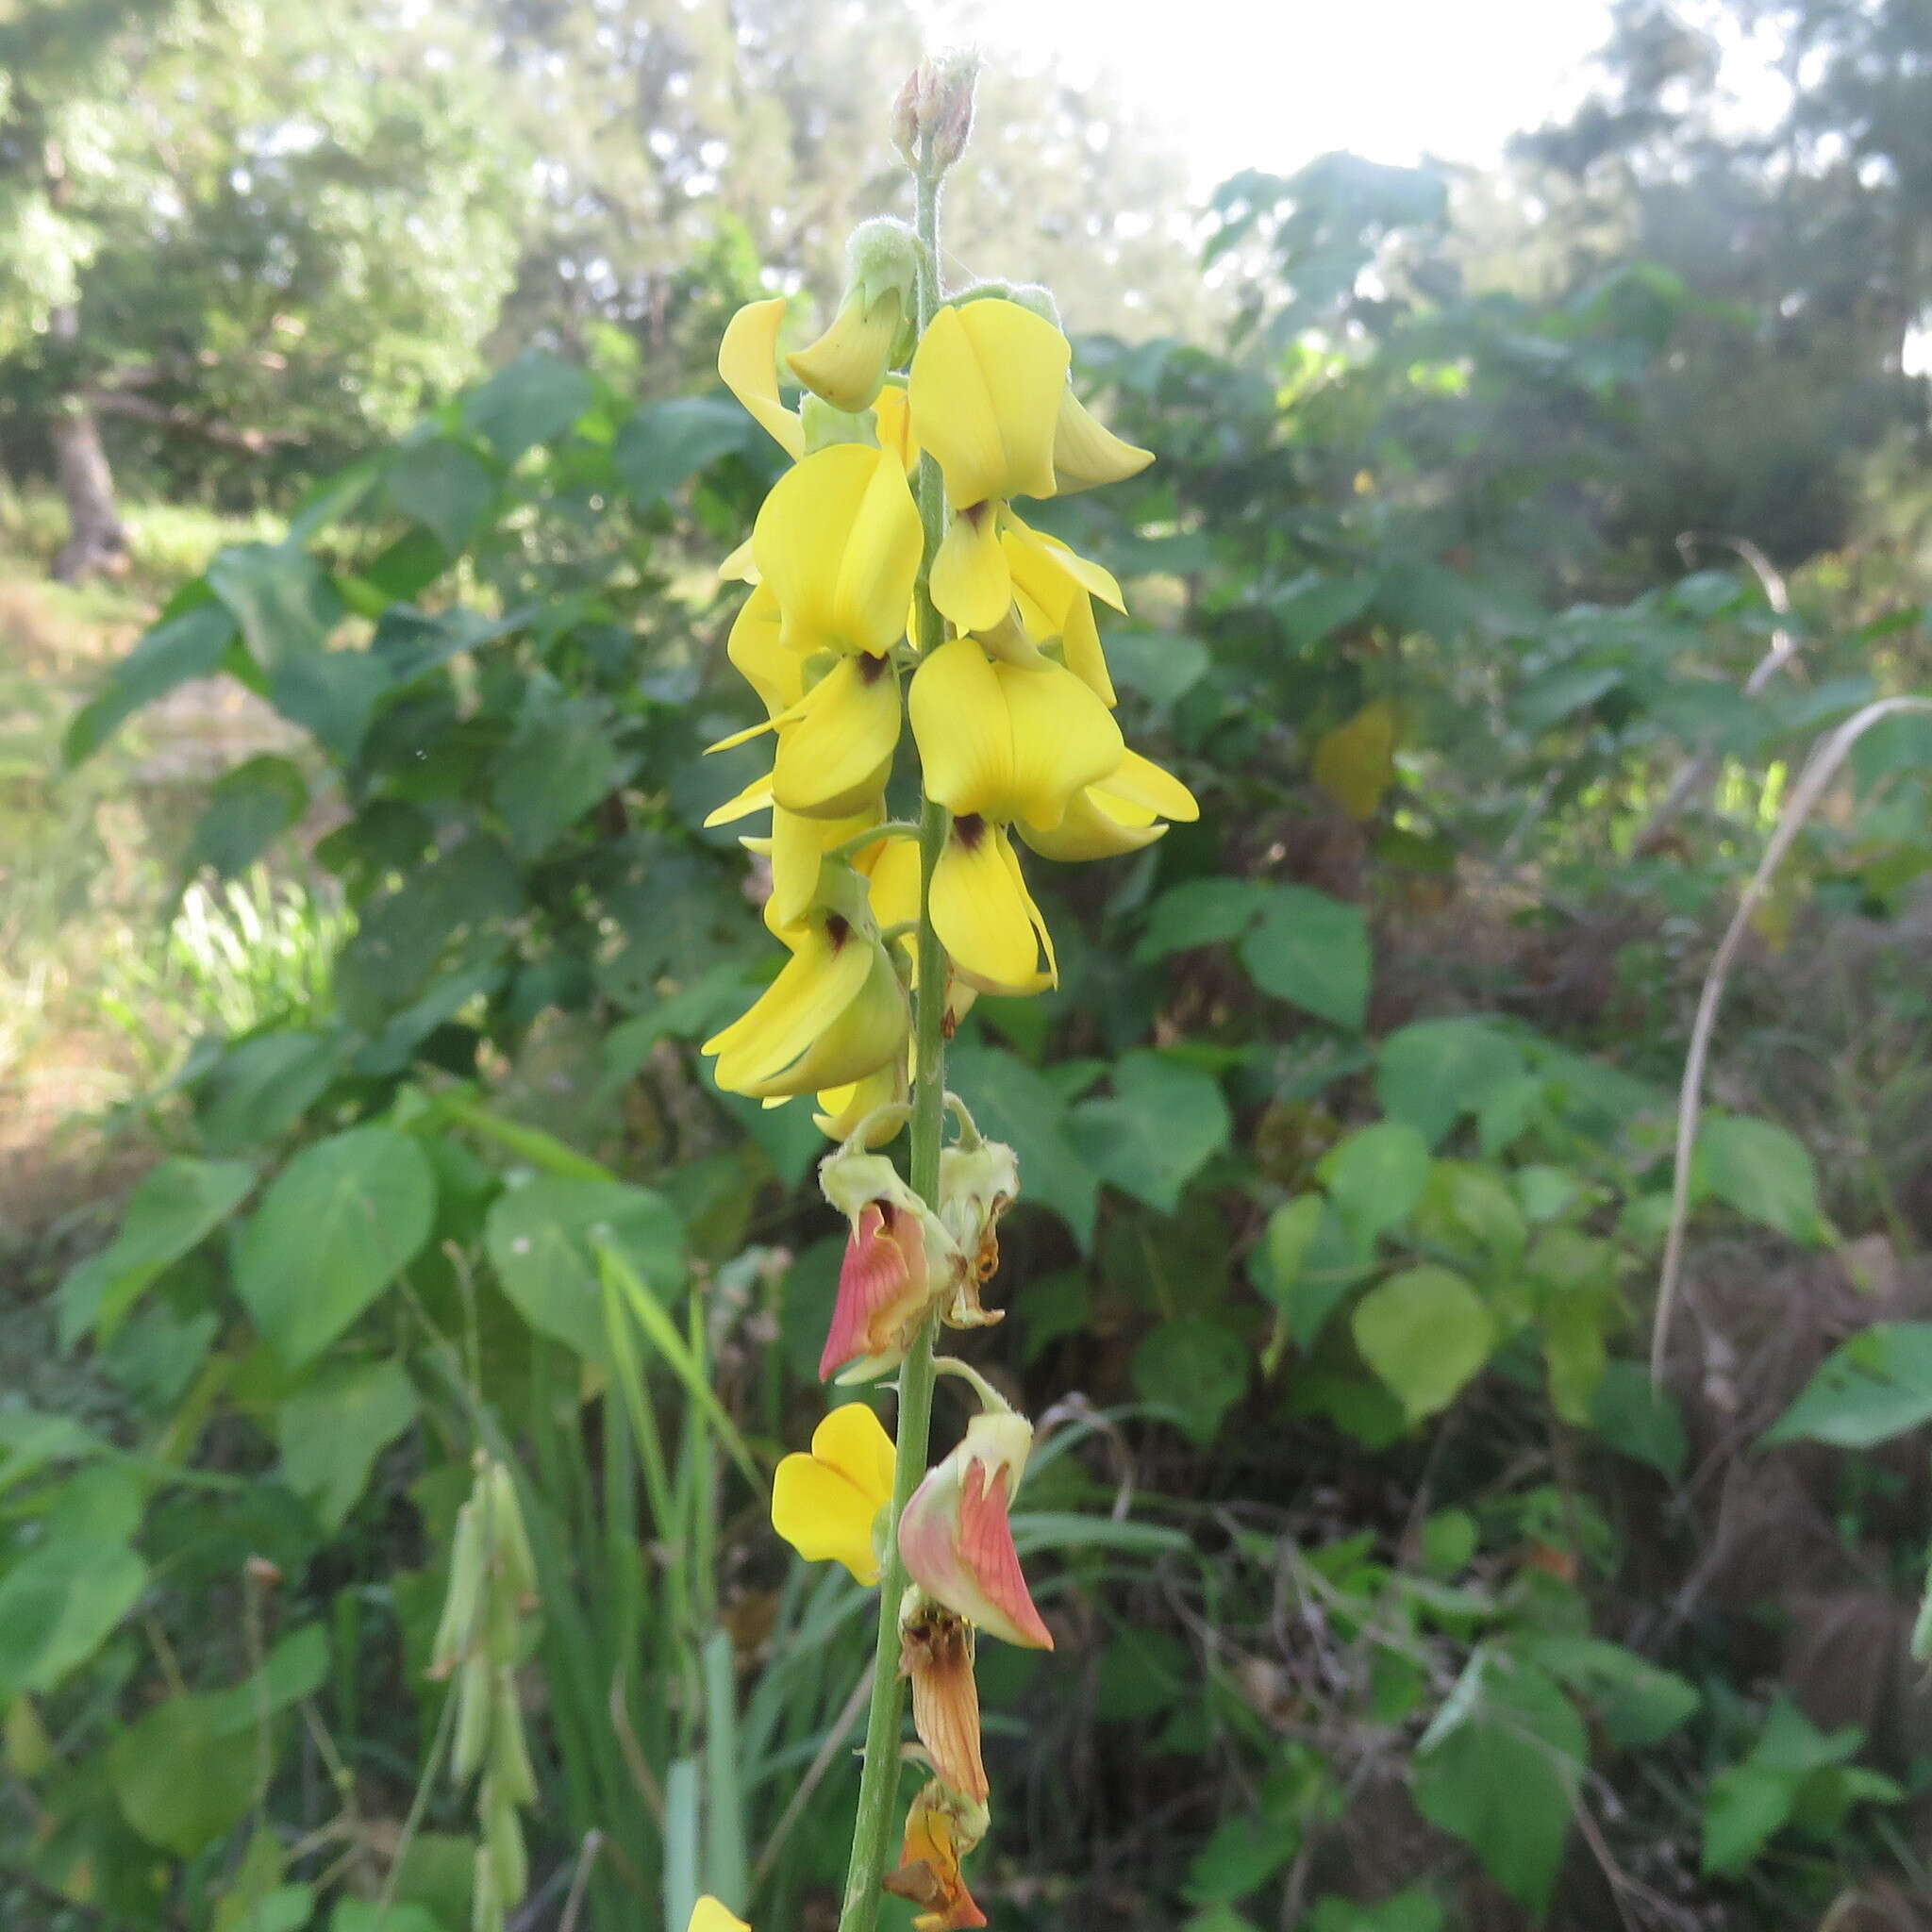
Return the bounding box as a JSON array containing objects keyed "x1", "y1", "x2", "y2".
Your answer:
[
  {"x1": 724, "y1": 582, "x2": 798, "y2": 718},
  {"x1": 753, "y1": 442, "x2": 922, "y2": 660},
  {"x1": 687, "y1": 1899, "x2": 748, "y2": 1932},
  {"x1": 703, "y1": 873, "x2": 908, "y2": 1098},
  {"x1": 909, "y1": 638, "x2": 1122, "y2": 832},
  {"x1": 1019, "y1": 748, "x2": 1200, "y2": 861},
  {"x1": 909, "y1": 299, "x2": 1067, "y2": 508},
  {"x1": 929, "y1": 815, "x2": 1056, "y2": 996},
  {"x1": 718, "y1": 298, "x2": 804, "y2": 461},
  {"x1": 910, "y1": 299, "x2": 1072, "y2": 632},
  {"x1": 1002, "y1": 517, "x2": 1124, "y2": 700},
  {"x1": 771, "y1": 1401, "x2": 895, "y2": 1585}
]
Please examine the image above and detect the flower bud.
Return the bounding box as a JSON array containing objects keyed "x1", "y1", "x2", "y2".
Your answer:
[
  {"x1": 900, "y1": 1594, "x2": 988, "y2": 1802},
  {"x1": 790, "y1": 220, "x2": 920, "y2": 414},
  {"x1": 818, "y1": 1146, "x2": 964, "y2": 1380},
  {"x1": 882, "y1": 1778, "x2": 991, "y2": 1931},
  {"x1": 891, "y1": 52, "x2": 980, "y2": 175},
  {"x1": 898, "y1": 1411, "x2": 1053, "y2": 1649}
]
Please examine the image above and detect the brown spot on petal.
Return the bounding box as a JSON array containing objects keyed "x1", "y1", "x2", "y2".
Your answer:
[
  {"x1": 952, "y1": 813, "x2": 987, "y2": 853},
  {"x1": 825, "y1": 913, "x2": 852, "y2": 950},
  {"x1": 858, "y1": 651, "x2": 891, "y2": 685}
]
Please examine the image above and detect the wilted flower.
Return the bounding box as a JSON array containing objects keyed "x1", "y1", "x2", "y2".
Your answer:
[
  {"x1": 899, "y1": 1410, "x2": 1053, "y2": 1649},
  {"x1": 901, "y1": 1595, "x2": 989, "y2": 1803},
  {"x1": 882, "y1": 1778, "x2": 991, "y2": 1931}
]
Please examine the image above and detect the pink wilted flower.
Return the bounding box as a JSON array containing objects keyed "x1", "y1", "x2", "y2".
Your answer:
[
  {"x1": 818, "y1": 1147, "x2": 963, "y2": 1383},
  {"x1": 898, "y1": 1411, "x2": 1053, "y2": 1650}
]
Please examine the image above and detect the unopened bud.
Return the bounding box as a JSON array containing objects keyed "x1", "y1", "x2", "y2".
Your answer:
[{"x1": 891, "y1": 51, "x2": 981, "y2": 175}]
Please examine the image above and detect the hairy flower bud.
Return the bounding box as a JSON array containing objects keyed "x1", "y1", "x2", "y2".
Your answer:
[
  {"x1": 899, "y1": 1410, "x2": 1053, "y2": 1648},
  {"x1": 937, "y1": 1136, "x2": 1018, "y2": 1326},
  {"x1": 891, "y1": 52, "x2": 980, "y2": 174}
]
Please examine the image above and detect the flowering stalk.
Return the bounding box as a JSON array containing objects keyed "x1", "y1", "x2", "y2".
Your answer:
[
  {"x1": 701, "y1": 48, "x2": 1190, "y2": 1931},
  {"x1": 835, "y1": 127, "x2": 953, "y2": 1932}
]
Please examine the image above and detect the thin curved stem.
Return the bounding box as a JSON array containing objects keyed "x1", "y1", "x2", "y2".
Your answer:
[{"x1": 833, "y1": 145, "x2": 952, "y2": 1932}]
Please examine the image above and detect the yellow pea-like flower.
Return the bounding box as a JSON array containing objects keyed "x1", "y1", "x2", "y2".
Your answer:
[
  {"x1": 688, "y1": 1899, "x2": 749, "y2": 1932},
  {"x1": 908, "y1": 300, "x2": 1068, "y2": 509},
  {"x1": 771, "y1": 1401, "x2": 896, "y2": 1584},
  {"x1": 703, "y1": 875, "x2": 908, "y2": 1098},
  {"x1": 719, "y1": 298, "x2": 805, "y2": 461},
  {"x1": 929, "y1": 815, "x2": 1056, "y2": 996},
  {"x1": 1019, "y1": 748, "x2": 1200, "y2": 861},
  {"x1": 753, "y1": 442, "x2": 923, "y2": 661},
  {"x1": 909, "y1": 638, "x2": 1123, "y2": 832},
  {"x1": 1052, "y1": 384, "x2": 1153, "y2": 494}
]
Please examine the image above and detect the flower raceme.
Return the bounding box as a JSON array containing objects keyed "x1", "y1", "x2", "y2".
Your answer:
[{"x1": 702, "y1": 278, "x2": 1198, "y2": 1122}]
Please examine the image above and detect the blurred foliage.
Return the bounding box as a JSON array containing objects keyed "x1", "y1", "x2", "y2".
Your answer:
[{"x1": 5, "y1": 3, "x2": 1932, "y2": 1931}]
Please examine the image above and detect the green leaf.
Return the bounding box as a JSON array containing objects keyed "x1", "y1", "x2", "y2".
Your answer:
[
  {"x1": 1765, "y1": 1324, "x2": 1932, "y2": 1448},
  {"x1": 269, "y1": 649, "x2": 391, "y2": 764},
  {"x1": 0, "y1": 1537, "x2": 147, "y2": 1698},
  {"x1": 208, "y1": 543, "x2": 343, "y2": 669},
  {"x1": 1131, "y1": 1319, "x2": 1251, "y2": 1445},
  {"x1": 1411, "y1": 1162, "x2": 1526, "y2": 1270},
  {"x1": 331, "y1": 1904, "x2": 445, "y2": 1932},
  {"x1": 1282, "y1": 1204, "x2": 1374, "y2": 1346},
  {"x1": 184, "y1": 756, "x2": 308, "y2": 880},
  {"x1": 1412, "y1": 1652, "x2": 1584, "y2": 1913},
  {"x1": 58, "y1": 1156, "x2": 257, "y2": 1347},
  {"x1": 615, "y1": 396, "x2": 751, "y2": 505},
  {"x1": 1184, "y1": 1807, "x2": 1295, "y2": 1905},
  {"x1": 1068, "y1": 1052, "x2": 1230, "y2": 1215},
  {"x1": 491, "y1": 686, "x2": 621, "y2": 859},
  {"x1": 1352, "y1": 1266, "x2": 1495, "y2": 1422},
  {"x1": 1701, "y1": 1766, "x2": 1795, "y2": 1875},
  {"x1": 233, "y1": 1126, "x2": 436, "y2": 1367},
  {"x1": 462, "y1": 348, "x2": 594, "y2": 459},
  {"x1": 1318, "y1": 1123, "x2": 1431, "y2": 1247},
  {"x1": 1520, "y1": 1634, "x2": 1698, "y2": 1748},
  {"x1": 0, "y1": 1411, "x2": 109, "y2": 1497},
  {"x1": 1133, "y1": 877, "x2": 1268, "y2": 962},
  {"x1": 1259, "y1": 1194, "x2": 1324, "y2": 1312},
  {"x1": 277, "y1": 1360, "x2": 418, "y2": 1529},
  {"x1": 1240, "y1": 885, "x2": 1370, "y2": 1030},
  {"x1": 65, "y1": 604, "x2": 238, "y2": 764},
  {"x1": 946, "y1": 1045, "x2": 1100, "y2": 1249},
  {"x1": 1589, "y1": 1360, "x2": 1686, "y2": 1476},
  {"x1": 1375, "y1": 1019, "x2": 1524, "y2": 1146},
  {"x1": 1307, "y1": 1888, "x2": 1444, "y2": 1932},
  {"x1": 386, "y1": 436, "x2": 498, "y2": 553},
  {"x1": 1692, "y1": 1115, "x2": 1823, "y2": 1241},
  {"x1": 110, "y1": 1696, "x2": 262, "y2": 1857},
  {"x1": 220, "y1": 1886, "x2": 313, "y2": 1932},
  {"x1": 195, "y1": 1033, "x2": 341, "y2": 1155},
  {"x1": 485, "y1": 1176, "x2": 686, "y2": 1362}
]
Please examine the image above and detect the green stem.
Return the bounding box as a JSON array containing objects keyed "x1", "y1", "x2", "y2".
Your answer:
[{"x1": 832, "y1": 145, "x2": 951, "y2": 1932}]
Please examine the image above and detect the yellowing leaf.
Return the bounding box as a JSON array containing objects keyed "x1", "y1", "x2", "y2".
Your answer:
[{"x1": 1311, "y1": 699, "x2": 1397, "y2": 821}]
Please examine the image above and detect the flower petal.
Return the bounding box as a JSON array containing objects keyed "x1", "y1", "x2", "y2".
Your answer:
[
  {"x1": 930, "y1": 820, "x2": 1052, "y2": 996},
  {"x1": 956, "y1": 1463, "x2": 1054, "y2": 1648},
  {"x1": 997, "y1": 659, "x2": 1124, "y2": 830},
  {"x1": 704, "y1": 927, "x2": 871, "y2": 1091},
  {"x1": 755, "y1": 444, "x2": 922, "y2": 658},
  {"x1": 774, "y1": 653, "x2": 902, "y2": 819},
  {"x1": 726, "y1": 582, "x2": 800, "y2": 717},
  {"x1": 720, "y1": 298, "x2": 804, "y2": 460},
  {"x1": 930, "y1": 505, "x2": 1011, "y2": 632},
  {"x1": 772, "y1": 1449, "x2": 885, "y2": 1584},
  {"x1": 770, "y1": 800, "x2": 881, "y2": 931},
  {"x1": 703, "y1": 770, "x2": 774, "y2": 830},
  {"x1": 688, "y1": 1900, "x2": 749, "y2": 1932},
  {"x1": 820, "y1": 1202, "x2": 924, "y2": 1382},
  {"x1": 788, "y1": 286, "x2": 904, "y2": 413},
  {"x1": 908, "y1": 301, "x2": 1068, "y2": 508},
  {"x1": 745, "y1": 943, "x2": 907, "y2": 1096},
  {"x1": 1099, "y1": 745, "x2": 1199, "y2": 822},
  {"x1": 908, "y1": 640, "x2": 1008, "y2": 819},
  {"x1": 1052, "y1": 384, "x2": 1154, "y2": 493},
  {"x1": 810, "y1": 1398, "x2": 897, "y2": 1509}
]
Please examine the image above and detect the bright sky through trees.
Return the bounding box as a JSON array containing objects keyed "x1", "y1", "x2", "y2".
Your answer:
[{"x1": 920, "y1": 0, "x2": 1617, "y2": 189}]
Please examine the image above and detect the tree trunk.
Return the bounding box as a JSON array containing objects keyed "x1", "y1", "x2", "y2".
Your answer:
[{"x1": 47, "y1": 303, "x2": 130, "y2": 584}]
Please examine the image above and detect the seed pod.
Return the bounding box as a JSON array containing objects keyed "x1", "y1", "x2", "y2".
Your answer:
[
  {"x1": 482, "y1": 1462, "x2": 538, "y2": 1609},
  {"x1": 481, "y1": 1771, "x2": 528, "y2": 1905},
  {"x1": 490, "y1": 1672, "x2": 539, "y2": 1807},
  {"x1": 451, "y1": 1650, "x2": 494, "y2": 1785},
  {"x1": 429, "y1": 1495, "x2": 486, "y2": 1677}
]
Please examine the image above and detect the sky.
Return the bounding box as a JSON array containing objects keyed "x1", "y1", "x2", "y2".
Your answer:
[{"x1": 912, "y1": 0, "x2": 1619, "y2": 192}]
